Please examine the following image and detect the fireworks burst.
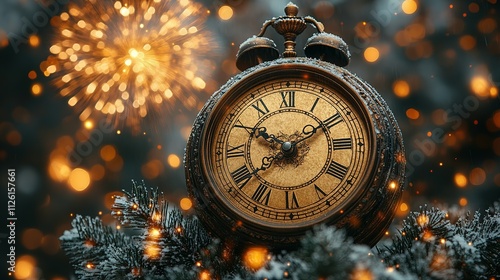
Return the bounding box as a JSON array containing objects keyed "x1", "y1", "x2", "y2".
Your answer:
[{"x1": 41, "y1": 0, "x2": 215, "y2": 130}]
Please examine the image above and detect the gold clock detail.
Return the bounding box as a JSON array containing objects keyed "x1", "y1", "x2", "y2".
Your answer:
[{"x1": 185, "y1": 3, "x2": 405, "y2": 248}]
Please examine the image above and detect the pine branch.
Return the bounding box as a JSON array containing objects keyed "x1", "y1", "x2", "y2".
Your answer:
[
  {"x1": 255, "y1": 225, "x2": 406, "y2": 280},
  {"x1": 59, "y1": 215, "x2": 131, "y2": 279},
  {"x1": 378, "y1": 202, "x2": 500, "y2": 279}
]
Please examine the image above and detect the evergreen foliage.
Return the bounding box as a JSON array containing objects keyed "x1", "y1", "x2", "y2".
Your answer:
[{"x1": 60, "y1": 181, "x2": 500, "y2": 279}]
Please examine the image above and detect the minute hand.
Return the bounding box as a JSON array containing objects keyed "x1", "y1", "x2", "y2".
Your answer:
[{"x1": 293, "y1": 123, "x2": 322, "y2": 145}]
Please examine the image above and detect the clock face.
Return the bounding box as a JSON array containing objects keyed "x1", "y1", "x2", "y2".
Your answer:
[{"x1": 201, "y1": 68, "x2": 375, "y2": 229}]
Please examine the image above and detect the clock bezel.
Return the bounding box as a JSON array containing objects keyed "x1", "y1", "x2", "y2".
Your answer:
[{"x1": 199, "y1": 61, "x2": 378, "y2": 234}]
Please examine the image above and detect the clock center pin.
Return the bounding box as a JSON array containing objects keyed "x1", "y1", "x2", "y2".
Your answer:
[{"x1": 281, "y1": 141, "x2": 296, "y2": 158}]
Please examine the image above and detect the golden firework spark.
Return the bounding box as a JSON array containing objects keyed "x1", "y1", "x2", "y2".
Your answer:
[{"x1": 42, "y1": 0, "x2": 214, "y2": 130}]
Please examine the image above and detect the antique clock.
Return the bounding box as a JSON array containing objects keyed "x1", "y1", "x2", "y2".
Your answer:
[{"x1": 185, "y1": 3, "x2": 405, "y2": 248}]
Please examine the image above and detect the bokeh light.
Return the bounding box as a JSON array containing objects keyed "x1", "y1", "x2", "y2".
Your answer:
[
  {"x1": 100, "y1": 145, "x2": 117, "y2": 162},
  {"x1": 31, "y1": 83, "x2": 42, "y2": 96},
  {"x1": 180, "y1": 197, "x2": 193, "y2": 210},
  {"x1": 402, "y1": 0, "x2": 418, "y2": 14},
  {"x1": 243, "y1": 247, "x2": 269, "y2": 271},
  {"x1": 22, "y1": 228, "x2": 44, "y2": 250},
  {"x1": 167, "y1": 154, "x2": 181, "y2": 168},
  {"x1": 469, "y1": 168, "x2": 486, "y2": 186},
  {"x1": 454, "y1": 173, "x2": 468, "y2": 188},
  {"x1": 218, "y1": 5, "x2": 234, "y2": 21},
  {"x1": 364, "y1": 47, "x2": 380, "y2": 62},
  {"x1": 470, "y1": 76, "x2": 491, "y2": 97},
  {"x1": 68, "y1": 168, "x2": 91, "y2": 191},
  {"x1": 15, "y1": 255, "x2": 37, "y2": 279},
  {"x1": 406, "y1": 108, "x2": 420, "y2": 120},
  {"x1": 393, "y1": 80, "x2": 411, "y2": 98}
]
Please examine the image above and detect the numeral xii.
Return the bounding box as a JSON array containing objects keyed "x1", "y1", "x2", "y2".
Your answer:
[{"x1": 280, "y1": 91, "x2": 295, "y2": 108}]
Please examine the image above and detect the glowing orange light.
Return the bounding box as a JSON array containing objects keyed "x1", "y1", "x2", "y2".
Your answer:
[
  {"x1": 29, "y1": 35, "x2": 40, "y2": 47},
  {"x1": 145, "y1": 244, "x2": 160, "y2": 258},
  {"x1": 28, "y1": 70, "x2": 37, "y2": 79},
  {"x1": 243, "y1": 247, "x2": 269, "y2": 271},
  {"x1": 150, "y1": 228, "x2": 161, "y2": 238},
  {"x1": 364, "y1": 47, "x2": 380, "y2": 62},
  {"x1": 459, "y1": 197, "x2": 468, "y2": 207},
  {"x1": 422, "y1": 229, "x2": 434, "y2": 241},
  {"x1": 459, "y1": 35, "x2": 476, "y2": 51},
  {"x1": 402, "y1": 0, "x2": 418, "y2": 14},
  {"x1": 31, "y1": 83, "x2": 42, "y2": 95},
  {"x1": 469, "y1": 167, "x2": 486, "y2": 186},
  {"x1": 68, "y1": 168, "x2": 91, "y2": 191},
  {"x1": 406, "y1": 108, "x2": 420, "y2": 120},
  {"x1": 417, "y1": 214, "x2": 429, "y2": 227},
  {"x1": 454, "y1": 173, "x2": 467, "y2": 188},
  {"x1": 470, "y1": 76, "x2": 490, "y2": 97},
  {"x1": 86, "y1": 262, "x2": 95, "y2": 269},
  {"x1": 393, "y1": 80, "x2": 411, "y2": 98},
  {"x1": 180, "y1": 197, "x2": 193, "y2": 211},
  {"x1": 389, "y1": 181, "x2": 397, "y2": 190},
  {"x1": 218, "y1": 5, "x2": 233, "y2": 20},
  {"x1": 399, "y1": 202, "x2": 409, "y2": 212},
  {"x1": 15, "y1": 256, "x2": 37, "y2": 279},
  {"x1": 84, "y1": 120, "x2": 94, "y2": 129},
  {"x1": 167, "y1": 154, "x2": 181, "y2": 168},
  {"x1": 351, "y1": 268, "x2": 374, "y2": 280},
  {"x1": 199, "y1": 270, "x2": 211, "y2": 280},
  {"x1": 490, "y1": 87, "x2": 498, "y2": 98},
  {"x1": 100, "y1": 145, "x2": 117, "y2": 161}
]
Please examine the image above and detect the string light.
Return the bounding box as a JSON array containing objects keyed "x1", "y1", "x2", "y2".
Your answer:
[{"x1": 243, "y1": 247, "x2": 269, "y2": 271}]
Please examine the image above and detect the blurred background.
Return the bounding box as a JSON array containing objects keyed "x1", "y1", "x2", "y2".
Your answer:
[{"x1": 0, "y1": 0, "x2": 499, "y2": 278}]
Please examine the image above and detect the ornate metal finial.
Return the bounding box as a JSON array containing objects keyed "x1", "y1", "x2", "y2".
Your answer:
[
  {"x1": 256, "y1": 3, "x2": 326, "y2": 58},
  {"x1": 284, "y1": 2, "x2": 299, "y2": 17}
]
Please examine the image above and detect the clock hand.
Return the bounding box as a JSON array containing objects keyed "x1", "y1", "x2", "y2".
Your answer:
[
  {"x1": 235, "y1": 124, "x2": 284, "y2": 144},
  {"x1": 293, "y1": 123, "x2": 322, "y2": 146},
  {"x1": 248, "y1": 152, "x2": 284, "y2": 177},
  {"x1": 255, "y1": 127, "x2": 284, "y2": 144}
]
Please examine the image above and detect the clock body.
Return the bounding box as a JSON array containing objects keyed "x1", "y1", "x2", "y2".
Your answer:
[{"x1": 185, "y1": 58, "x2": 405, "y2": 247}]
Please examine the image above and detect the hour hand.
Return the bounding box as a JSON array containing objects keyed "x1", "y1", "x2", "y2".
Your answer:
[
  {"x1": 255, "y1": 127, "x2": 284, "y2": 144},
  {"x1": 250, "y1": 152, "x2": 284, "y2": 176}
]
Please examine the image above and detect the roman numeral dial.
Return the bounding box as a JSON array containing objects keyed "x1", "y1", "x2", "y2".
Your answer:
[{"x1": 208, "y1": 77, "x2": 371, "y2": 226}]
